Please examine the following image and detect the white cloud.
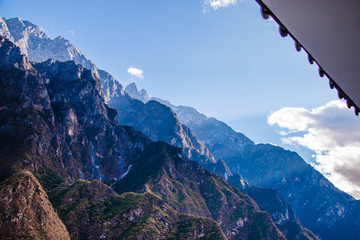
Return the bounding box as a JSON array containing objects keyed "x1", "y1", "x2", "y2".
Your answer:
[
  {"x1": 203, "y1": 0, "x2": 237, "y2": 12},
  {"x1": 268, "y1": 100, "x2": 360, "y2": 199},
  {"x1": 127, "y1": 67, "x2": 144, "y2": 79},
  {"x1": 68, "y1": 30, "x2": 75, "y2": 36}
]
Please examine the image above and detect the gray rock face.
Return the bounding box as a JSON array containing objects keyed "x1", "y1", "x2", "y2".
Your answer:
[
  {"x1": 0, "y1": 17, "x2": 96, "y2": 71},
  {"x1": 120, "y1": 99, "x2": 216, "y2": 164},
  {"x1": 246, "y1": 187, "x2": 319, "y2": 240},
  {"x1": 0, "y1": 36, "x2": 149, "y2": 183},
  {"x1": 205, "y1": 159, "x2": 232, "y2": 181},
  {"x1": 125, "y1": 82, "x2": 150, "y2": 103},
  {"x1": 227, "y1": 173, "x2": 250, "y2": 193},
  {"x1": 0, "y1": 17, "x2": 118, "y2": 104}
]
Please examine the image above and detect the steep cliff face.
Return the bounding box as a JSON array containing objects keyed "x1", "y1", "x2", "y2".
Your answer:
[
  {"x1": 0, "y1": 37, "x2": 227, "y2": 240},
  {"x1": 100, "y1": 73, "x2": 230, "y2": 178},
  {"x1": 125, "y1": 82, "x2": 150, "y2": 103},
  {"x1": 0, "y1": 35, "x2": 149, "y2": 182},
  {"x1": 151, "y1": 97, "x2": 255, "y2": 160},
  {"x1": 227, "y1": 174, "x2": 317, "y2": 240},
  {"x1": 0, "y1": 170, "x2": 70, "y2": 240},
  {"x1": 120, "y1": 99, "x2": 216, "y2": 164},
  {"x1": 113, "y1": 141, "x2": 286, "y2": 240},
  {"x1": 237, "y1": 144, "x2": 358, "y2": 240},
  {"x1": 247, "y1": 187, "x2": 319, "y2": 240}
]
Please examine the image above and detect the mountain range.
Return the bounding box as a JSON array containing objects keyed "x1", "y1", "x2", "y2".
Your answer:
[
  {"x1": 0, "y1": 34, "x2": 285, "y2": 240},
  {"x1": 0, "y1": 17, "x2": 359, "y2": 240},
  {"x1": 130, "y1": 87, "x2": 360, "y2": 240}
]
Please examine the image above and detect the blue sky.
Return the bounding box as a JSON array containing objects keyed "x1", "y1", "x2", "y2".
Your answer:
[{"x1": 0, "y1": 0, "x2": 346, "y2": 175}]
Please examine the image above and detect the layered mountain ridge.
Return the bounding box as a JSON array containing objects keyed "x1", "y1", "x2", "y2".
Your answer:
[
  {"x1": 122, "y1": 80, "x2": 360, "y2": 240},
  {"x1": 129, "y1": 86, "x2": 360, "y2": 240},
  {"x1": 150, "y1": 97, "x2": 255, "y2": 160},
  {"x1": 0, "y1": 35, "x2": 289, "y2": 239},
  {"x1": 0, "y1": 16, "x2": 228, "y2": 176},
  {"x1": 125, "y1": 82, "x2": 150, "y2": 103}
]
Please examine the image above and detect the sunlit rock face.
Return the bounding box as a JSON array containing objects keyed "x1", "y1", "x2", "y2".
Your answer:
[
  {"x1": 150, "y1": 97, "x2": 255, "y2": 160},
  {"x1": 125, "y1": 82, "x2": 150, "y2": 103},
  {"x1": 0, "y1": 35, "x2": 149, "y2": 182},
  {"x1": 0, "y1": 17, "x2": 97, "y2": 71}
]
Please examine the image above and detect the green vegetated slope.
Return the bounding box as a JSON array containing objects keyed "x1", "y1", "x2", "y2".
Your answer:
[
  {"x1": 113, "y1": 142, "x2": 285, "y2": 240},
  {"x1": 48, "y1": 178, "x2": 226, "y2": 240}
]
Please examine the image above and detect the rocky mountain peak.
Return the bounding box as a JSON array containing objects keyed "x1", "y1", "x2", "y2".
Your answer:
[
  {"x1": 0, "y1": 18, "x2": 217, "y2": 171},
  {"x1": 2, "y1": 17, "x2": 50, "y2": 57},
  {"x1": 0, "y1": 17, "x2": 97, "y2": 72},
  {"x1": 0, "y1": 17, "x2": 131, "y2": 116},
  {"x1": 125, "y1": 82, "x2": 150, "y2": 103}
]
